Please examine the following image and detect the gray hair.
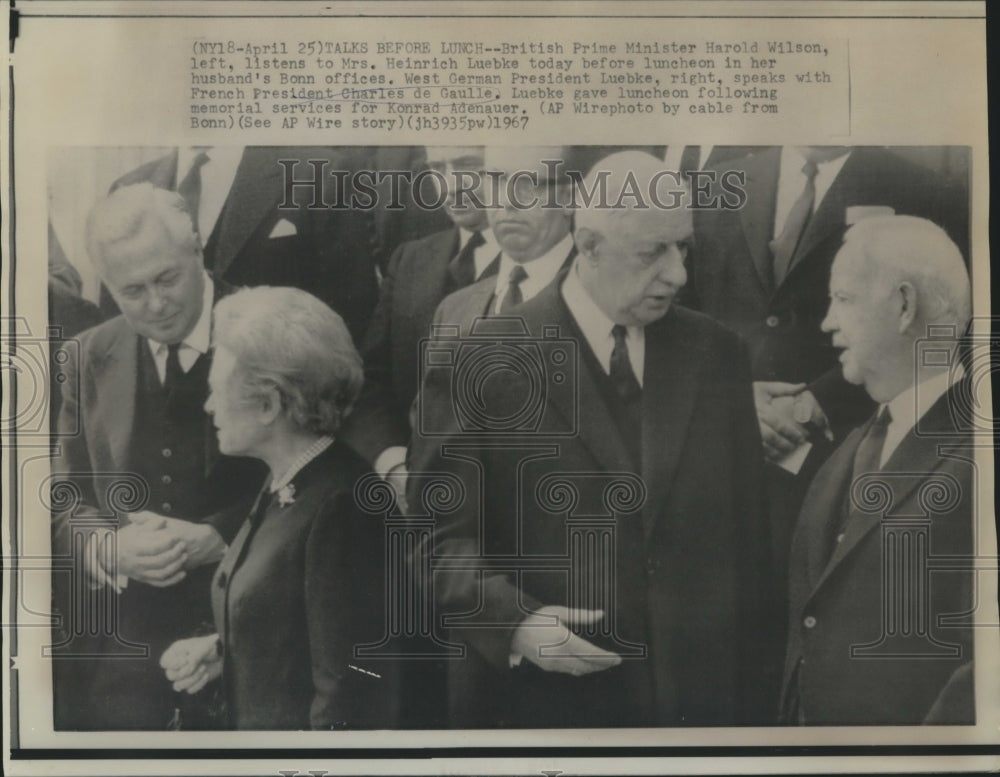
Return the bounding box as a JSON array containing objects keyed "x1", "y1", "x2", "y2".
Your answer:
[
  {"x1": 212, "y1": 286, "x2": 363, "y2": 436},
  {"x1": 85, "y1": 182, "x2": 200, "y2": 272},
  {"x1": 841, "y1": 215, "x2": 971, "y2": 328}
]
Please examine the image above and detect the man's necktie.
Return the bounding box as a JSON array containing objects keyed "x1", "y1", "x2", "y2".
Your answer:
[
  {"x1": 609, "y1": 325, "x2": 642, "y2": 401},
  {"x1": 164, "y1": 343, "x2": 184, "y2": 393},
  {"x1": 449, "y1": 230, "x2": 486, "y2": 288},
  {"x1": 499, "y1": 265, "x2": 529, "y2": 313},
  {"x1": 852, "y1": 406, "x2": 892, "y2": 484},
  {"x1": 770, "y1": 159, "x2": 819, "y2": 286},
  {"x1": 176, "y1": 151, "x2": 210, "y2": 236},
  {"x1": 679, "y1": 145, "x2": 702, "y2": 178}
]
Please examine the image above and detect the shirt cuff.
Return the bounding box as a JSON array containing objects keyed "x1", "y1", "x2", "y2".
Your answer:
[
  {"x1": 373, "y1": 446, "x2": 407, "y2": 479},
  {"x1": 509, "y1": 653, "x2": 523, "y2": 668}
]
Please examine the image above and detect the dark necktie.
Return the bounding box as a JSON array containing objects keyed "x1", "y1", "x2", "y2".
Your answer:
[
  {"x1": 164, "y1": 343, "x2": 184, "y2": 393},
  {"x1": 609, "y1": 325, "x2": 642, "y2": 401},
  {"x1": 499, "y1": 265, "x2": 529, "y2": 313},
  {"x1": 449, "y1": 230, "x2": 486, "y2": 288},
  {"x1": 176, "y1": 150, "x2": 210, "y2": 236},
  {"x1": 852, "y1": 406, "x2": 892, "y2": 484},
  {"x1": 770, "y1": 159, "x2": 819, "y2": 286}
]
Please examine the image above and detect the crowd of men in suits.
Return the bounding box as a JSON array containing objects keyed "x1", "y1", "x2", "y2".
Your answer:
[{"x1": 49, "y1": 143, "x2": 977, "y2": 730}]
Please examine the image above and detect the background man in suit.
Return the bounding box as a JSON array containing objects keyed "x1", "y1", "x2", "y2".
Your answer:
[
  {"x1": 410, "y1": 152, "x2": 778, "y2": 727},
  {"x1": 51, "y1": 184, "x2": 262, "y2": 729},
  {"x1": 105, "y1": 146, "x2": 378, "y2": 343},
  {"x1": 343, "y1": 147, "x2": 500, "y2": 493},
  {"x1": 781, "y1": 215, "x2": 974, "y2": 725},
  {"x1": 690, "y1": 145, "x2": 970, "y2": 600},
  {"x1": 431, "y1": 145, "x2": 576, "y2": 331}
]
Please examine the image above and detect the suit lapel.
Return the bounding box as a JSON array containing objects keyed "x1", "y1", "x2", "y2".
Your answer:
[
  {"x1": 736, "y1": 148, "x2": 781, "y2": 296},
  {"x1": 639, "y1": 311, "x2": 703, "y2": 538},
  {"x1": 810, "y1": 384, "x2": 965, "y2": 594},
  {"x1": 151, "y1": 149, "x2": 180, "y2": 188},
  {"x1": 783, "y1": 151, "x2": 861, "y2": 280},
  {"x1": 98, "y1": 325, "x2": 139, "y2": 471},
  {"x1": 211, "y1": 149, "x2": 284, "y2": 278},
  {"x1": 538, "y1": 295, "x2": 633, "y2": 473}
]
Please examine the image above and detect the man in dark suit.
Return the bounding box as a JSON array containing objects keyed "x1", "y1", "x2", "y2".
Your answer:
[
  {"x1": 691, "y1": 146, "x2": 970, "y2": 590},
  {"x1": 51, "y1": 183, "x2": 263, "y2": 729},
  {"x1": 105, "y1": 146, "x2": 378, "y2": 343},
  {"x1": 431, "y1": 145, "x2": 577, "y2": 332},
  {"x1": 781, "y1": 215, "x2": 974, "y2": 725},
  {"x1": 343, "y1": 146, "x2": 501, "y2": 486},
  {"x1": 409, "y1": 152, "x2": 778, "y2": 728}
]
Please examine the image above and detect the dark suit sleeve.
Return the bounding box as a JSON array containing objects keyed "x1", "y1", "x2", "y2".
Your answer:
[
  {"x1": 724, "y1": 330, "x2": 783, "y2": 722},
  {"x1": 52, "y1": 334, "x2": 104, "y2": 557},
  {"x1": 304, "y1": 490, "x2": 399, "y2": 729},
  {"x1": 406, "y1": 366, "x2": 543, "y2": 671},
  {"x1": 308, "y1": 149, "x2": 379, "y2": 344},
  {"x1": 341, "y1": 242, "x2": 411, "y2": 466}
]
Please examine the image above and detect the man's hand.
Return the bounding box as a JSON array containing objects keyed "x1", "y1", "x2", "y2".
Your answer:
[
  {"x1": 160, "y1": 634, "x2": 223, "y2": 694},
  {"x1": 510, "y1": 606, "x2": 622, "y2": 676},
  {"x1": 129, "y1": 511, "x2": 227, "y2": 569},
  {"x1": 753, "y1": 381, "x2": 810, "y2": 462},
  {"x1": 791, "y1": 390, "x2": 834, "y2": 443},
  {"x1": 106, "y1": 513, "x2": 188, "y2": 587}
]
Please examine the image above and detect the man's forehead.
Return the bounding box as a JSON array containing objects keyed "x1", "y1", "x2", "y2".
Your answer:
[{"x1": 614, "y1": 206, "x2": 692, "y2": 241}]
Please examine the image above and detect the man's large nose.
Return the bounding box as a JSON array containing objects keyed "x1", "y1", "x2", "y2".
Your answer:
[
  {"x1": 148, "y1": 286, "x2": 169, "y2": 314},
  {"x1": 659, "y1": 244, "x2": 688, "y2": 288}
]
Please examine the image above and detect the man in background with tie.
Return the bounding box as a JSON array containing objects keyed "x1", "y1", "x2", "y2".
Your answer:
[
  {"x1": 781, "y1": 215, "x2": 974, "y2": 724},
  {"x1": 105, "y1": 146, "x2": 378, "y2": 343},
  {"x1": 51, "y1": 183, "x2": 263, "y2": 729},
  {"x1": 343, "y1": 146, "x2": 501, "y2": 505},
  {"x1": 430, "y1": 145, "x2": 577, "y2": 331},
  {"x1": 410, "y1": 152, "x2": 777, "y2": 727},
  {"x1": 690, "y1": 145, "x2": 970, "y2": 605}
]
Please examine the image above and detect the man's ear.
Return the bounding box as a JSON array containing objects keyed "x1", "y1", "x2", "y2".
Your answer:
[
  {"x1": 897, "y1": 281, "x2": 918, "y2": 332},
  {"x1": 573, "y1": 228, "x2": 600, "y2": 263}
]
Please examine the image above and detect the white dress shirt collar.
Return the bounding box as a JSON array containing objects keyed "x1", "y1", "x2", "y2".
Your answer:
[
  {"x1": 458, "y1": 226, "x2": 500, "y2": 280},
  {"x1": 774, "y1": 147, "x2": 852, "y2": 238},
  {"x1": 493, "y1": 232, "x2": 574, "y2": 314},
  {"x1": 561, "y1": 262, "x2": 645, "y2": 386},
  {"x1": 146, "y1": 273, "x2": 214, "y2": 383},
  {"x1": 880, "y1": 365, "x2": 963, "y2": 466},
  {"x1": 176, "y1": 146, "x2": 245, "y2": 241}
]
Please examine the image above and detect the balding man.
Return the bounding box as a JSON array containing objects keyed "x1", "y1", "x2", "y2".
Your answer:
[
  {"x1": 781, "y1": 216, "x2": 975, "y2": 725},
  {"x1": 51, "y1": 183, "x2": 263, "y2": 729},
  {"x1": 411, "y1": 152, "x2": 778, "y2": 728}
]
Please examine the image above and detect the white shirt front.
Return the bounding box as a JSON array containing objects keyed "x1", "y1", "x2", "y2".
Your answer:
[
  {"x1": 457, "y1": 226, "x2": 501, "y2": 280},
  {"x1": 773, "y1": 147, "x2": 851, "y2": 239},
  {"x1": 880, "y1": 366, "x2": 963, "y2": 467},
  {"x1": 492, "y1": 232, "x2": 575, "y2": 314},
  {"x1": 146, "y1": 273, "x2": 214, "y2": 384},
  {"x1": 176, "y1": 146, "x2": 245, "y2": 241},
  {"x1": 561, "y1": 262, "x2": 645, "y2": 386}
]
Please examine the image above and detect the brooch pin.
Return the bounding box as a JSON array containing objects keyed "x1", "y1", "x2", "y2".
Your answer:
[{"x1": 277, "y1": 483, "x2": 296, "y2": 507}]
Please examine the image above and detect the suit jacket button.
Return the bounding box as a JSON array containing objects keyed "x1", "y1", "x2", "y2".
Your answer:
[
  {"x1": 161, "y1": 502, "x2": 172, "y2": 513},
  {"x1": 162, "y1": 448, "x2": 172, "y2": 458},
  {"x1": 161, "y1": 475, "x2": 172, "y2": 485},
  {"x1": 765, "y1": 315, "x2": 780, "y2": 328},
  {"x1": 803, "y1": 615, "x2": 817, "y2": 629}
]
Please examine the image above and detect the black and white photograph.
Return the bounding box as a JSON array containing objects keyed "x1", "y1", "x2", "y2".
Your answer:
[{"x1": 2, "y1": 2, "x2": 995, "y2": 775}]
